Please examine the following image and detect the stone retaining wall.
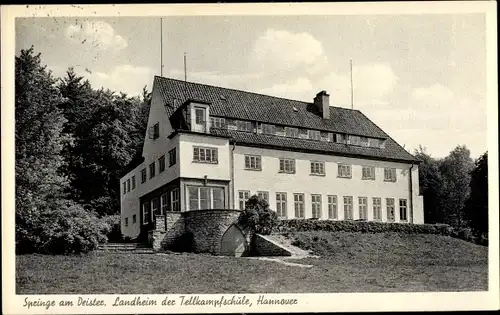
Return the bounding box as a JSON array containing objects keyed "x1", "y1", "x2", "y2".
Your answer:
[
  {"x1": 254, "y1": 234, "x2": 292, "y2": 256},
  {"x1": 183, "y1": 209, "x2": 242, "y2": 255}
]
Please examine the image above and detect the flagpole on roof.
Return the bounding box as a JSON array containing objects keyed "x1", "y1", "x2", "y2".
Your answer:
[
  {"x1": 184, "y1": 52, "x2": 187, "y2": 82},
  {"x1": 350, "y1": 59, "x2": 354, "y2": 109},
  {"x1": 160, "y1": 18, "x2": 163, "y2": 77}
]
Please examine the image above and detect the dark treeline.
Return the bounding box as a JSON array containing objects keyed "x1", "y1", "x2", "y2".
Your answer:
[{"x1": 14, "y1": 47, "x2": 488, "y2": 254}]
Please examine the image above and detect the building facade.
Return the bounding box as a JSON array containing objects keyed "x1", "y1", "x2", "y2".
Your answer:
[{"x1": 120, "y1": 76, "x2": 424, "y2": 239}]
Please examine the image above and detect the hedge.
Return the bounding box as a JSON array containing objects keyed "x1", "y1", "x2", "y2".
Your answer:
[{"x1": 275, "y1": 219, "x2": 485, "y2": 245}]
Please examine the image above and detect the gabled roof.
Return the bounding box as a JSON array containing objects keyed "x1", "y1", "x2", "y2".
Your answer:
[{"x1": 153, "y1": 76, "x2": 418, "y2": 163}]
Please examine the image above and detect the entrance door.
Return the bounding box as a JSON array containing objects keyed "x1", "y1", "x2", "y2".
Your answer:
[
  {"x1": 193, "y1": 107, "x2": 206, "y2": 132},
  {"x1": 220, "y1": 224, "x2": 247, "y2": 257}
]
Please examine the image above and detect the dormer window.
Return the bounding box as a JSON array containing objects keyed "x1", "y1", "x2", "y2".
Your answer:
[
  {"x1": 149, "y1": 123, "x2": 160, "y2": 139},
  {"x1": 236, "y1": 120, "x2": 253, "y2": 132},
  {"x1": 285, "y1": 127, "x2": 299, "y2": 138}
]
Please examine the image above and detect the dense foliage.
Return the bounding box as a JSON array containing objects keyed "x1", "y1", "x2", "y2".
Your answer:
[{"x1": 238, "y1": 195, "x2": 279, "y2": 235}]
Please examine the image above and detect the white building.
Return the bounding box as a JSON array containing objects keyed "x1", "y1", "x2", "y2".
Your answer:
[{"x1": 120, "y1": 76, "x2": 424, "y2": 239}]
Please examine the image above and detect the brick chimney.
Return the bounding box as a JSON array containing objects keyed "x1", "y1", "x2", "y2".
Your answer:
[{"x1": 314, "y1": 90, "x2": 330, "y2": 119}]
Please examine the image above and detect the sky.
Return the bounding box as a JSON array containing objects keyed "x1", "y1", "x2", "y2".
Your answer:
[{"x1": 15, "y1": 13, "x2": 488, "y2": 158}]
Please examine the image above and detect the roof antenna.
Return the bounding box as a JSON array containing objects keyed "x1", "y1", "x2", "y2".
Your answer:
[
  {"x1": 350, "y1": 59, "x2": 354, "y2": 109},
  {"x1": 160, "y1": 18, "x2": 163, "y2": 77},
  {"x1": 184, "y1": 52, "x2": 187, "y2": 82}
]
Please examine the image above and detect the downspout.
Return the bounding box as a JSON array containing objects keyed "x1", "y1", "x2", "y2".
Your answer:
[
  {"x1": 409, "y1": 164, "x2": 414, "y2": 224},
  {"x1": 230, "y1": 141, "x2": 237, "y2": 209}
]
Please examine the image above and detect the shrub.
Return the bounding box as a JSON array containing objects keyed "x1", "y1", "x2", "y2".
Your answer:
[
  {"x1": 102, "y1": 214, "x2": 122, "y2": 243},
  {"x1": 16, "y1": 201, "x2": 110, "y2": 255},
  {"x1": 238, "y1": 195, "x2": 279, "y2": 235}
]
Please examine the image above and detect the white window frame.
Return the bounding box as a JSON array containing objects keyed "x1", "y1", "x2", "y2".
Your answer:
[
  {"x1": 276, "y1": 192, "x2": 287, "y2": 218},
  {"x1": 171, "y1": 188, "x2": 180, "y2": 212},
  {"x1": 159, "y1": 155, "x2": 166, "y2": 173},
  {"x1": 285, "y1": 127, "x2": 299, "y2": 138},
  {"x1": 257, "y1": 191, "x2": 269, "y2": 203},
  {"x1": 358, "y1": 197, "x2": 368, "y2": 220},
  {"x1": 141, "y1": 168, "x2": 147, "y2": 183},
  {"x1": 311, "y1": 194, "x2": 322, "y2": 218},
  {"x1": 399, "y1": 199, "x2": 408, "y2": 222},
  {"x1": 261, "y1": 123, "x2": 276, "y2": 135},
  {"x1": 151, "y1": 197, "x2": 160, "y2": 216},
  {"x1": 123, "y1": 182, "x2": 127, "y2": 195},
  {"x1": 236, "y1": 120, "x2": 253, "y2": 132},
  {"x1": 244, "y1": 155, "x2": 262, "y2": 171},
  {"x1": 193, "y1": 146, "x2": 218, "y2": 164},
  {"x1": 294, "y1": 193, "x2": 305, "y2": 218},
  {"x1": 142, "y1": 202, "x2": 150, "y2": 225},
  {"x1": 279, "y1": 158, "x2": 296, "y2": 174},
  {"x1": 132, "y1": 214, "x2": 137, "y2": 224},
  {"x1": 169, "y1": 148, "x2": 177, "y2": 167},
  {"x1": 210, "y1": 117, "x2": 226, "y2": 129},
  {"x1": 195, "y1": 107, "x2": 206, "y2": 125},
  {"x1": 188, "y1": 186, "x2": 225, "y2": 211},
  {"x1": 160, "y1": 193, "x2": 168, "y2": 214},
  {"x1": 386, "y1": 198, "x2": 395, "y2": 222},
  {"x1": 149, "y1": 162, "x2": 156, "y2": 179},
  {"x1": 126, "y1": 178, "x2": 131, "y2": 192},
  {"x1": 131, "y1": 175, "x2": 136, "y2": 190},
  {"x1": 338, "y1": 164, "x2": 352, "y2": 178},
  {"x1": 308, "y1": 130, "x2": 321, "y2": 140},
  {"x1": 343, "y1": 196, "x2": 353, "y2": 220},
  {"x1": 238, "y1": 190, "x2": 250, "y2": 210},
  {"x1": 384, "y1": 168, "x2": 397, "y2": 182},
  {"x1": 373, "y1": 197, "x2": 382, "y2": 221},
  {"x1": 362, "y1": 166, "x2": 375, "y2": 180},
  {"x1": 310, "y1": 161, "x2": 325, "y2": 175},
  {"x1": 328, "y1": 195, "x2": 338, "y2": 219}
]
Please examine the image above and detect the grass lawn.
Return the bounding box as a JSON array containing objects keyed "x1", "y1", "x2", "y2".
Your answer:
[{"x1": 16, "y1": 232, "x2": 488, "y2": 294}]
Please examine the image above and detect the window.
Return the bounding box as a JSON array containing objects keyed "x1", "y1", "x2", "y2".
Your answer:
[
  {"x1": 244, "y1": 155, "x2": 262, "y2": 171},
  {"x1": 141, "y1": 168, "x2": 147, "y2": 183},
  {"x1": 171, "y1": 188, "x2": 180, "y2": 212},
  {"x1": 349, "y1": 135, "x2": 361, "y2": 146},
  {"x1": 126, "y1": 179, "x2": 131, "y2": 192},
  {"x1": 358, "y1": 197, "x2": 368, "y2": 220},
  {"x1": 210, "y1": 117, "x2": 226, "y2": 128},
  {"x1": 151, "y1": 197, "x2": 160, "y2": 216},
  {"x1": 257, "y1": 191, "x2": 269, "y2": 203},
  {"x1": 328, "y1": 133, "x2": 335, "y2": 142},
  {"x1": 142, "y1": 202, "x2": 150, "y2": 224},
  {"x1": 328, "y1": 195, "x2": 338, "y2": 219},
  {"x1": 338, "y1": 164, "x2": 352, "y2": 178},
  {"x1": 386, "y1": 198, "x2": 395, "y2": 222},
  {"x1": 311, "y1": 194, "x2": 322, "y2": 218},
  {"x1": 236, "y1": 120, "x2": 253, "y2": 132},
  {"x1": 360, "y1": 136, "x2": 370, "y2": 147},
  {"x1": 125, "y1": 217, "x2": 128, "y2": 227},
  {"x1": 238, "y1": 190, "x2": 250, "y2": 210},
  {"x1": 384, "y1": 168, "x2": 397, "y2": 182},
  {"x1": 149, "y1": 162, "x2": 156, "y2": 179},
  {"x1": 149, "y1": 122, "x2": 160, "y2": 139},
  {"x1": 188, "y1": 186, "x2": 223, "y2": 211},
  {"x1": 399, "y1": 199, "x2": 408, "y2": 222},
  {"x1": 195, "y1": 107, "x2": 205, "y2": 124},
  {"x1": 276, "y1": 192, "x2": 287, "y2": 218},
  {"x1": 362, "y1": 166, "x2": 375, "y2": 180},
  {"x1": 308, "y1": 130, "x2": 321, "y2": 140},
  {"x1": 285, "y1": 127, "x2": 299, "y2": 138},
  {"x1": 169, "y1": 148, "x2": 177, "y2": 167},
  {"x1": 343, "y1": 196, "x2": 353, "y2": 220},
  {"x1": 159, "y1": 155, "x2": 166, "y2": 173},
  {"x1": 123, "y1": 182, "x2": 127, "y2": 194},
  {"x1": 212, "y1": 187, "x2": 224, "y2": 209},
  {"x1": 132, "y1": 214, "x2": 136, "y2": 224},
  {"x1": 131, "y1": 175, "x2": 136, "y2": 190},
  {"x1": 335, "y1": 134, "x2": 347, "y2": 143},
  {"x1": 310, "y1": 161, "x2": 325, "y2": 175},
  {"x1": 373, "y1": 197, "x2": 382, "y2": 221},
  {"x1": 193, "y1": 147, "x2": 218, "y2": 163},
  {"x1": 261, "y1": 123, "x2": 276, "y2": 135},
  {"x1": 279, "y1": 158, "x2": 296, "y2": 173},
  {"x1": 294, "y1": 193, "x2": 305, "y2": 218},
  {"x1": 160, "y1": 193, "x2": 168, "y2": 214}
]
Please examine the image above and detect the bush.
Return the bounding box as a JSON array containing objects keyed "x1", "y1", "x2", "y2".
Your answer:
[
  {"x1": 101, "y1": 214, "x2": 122, "y2": 242},
  {"x1": 238, "y1": 195, "x2": 279, "y2": 235},
  {"x1": 16, "y1": 201, "x2": 110, "y2": 255}
]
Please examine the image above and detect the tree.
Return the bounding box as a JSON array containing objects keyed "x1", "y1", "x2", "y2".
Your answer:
[
  {"x1": 15, "y1": 47, "x2": 73, "y2": 250},
  {"x1": 414, "y1": 146, "x2": 445, "y2": 224},
  {"x1": 438, "y1": 145, "x2": 474, "y2": 227},
  {"x1": 464, "y1": 152, "x2": 488, "y2": 236},
  {"x1": 238, "y1": 195, "x2": 279, "y2": 235}
]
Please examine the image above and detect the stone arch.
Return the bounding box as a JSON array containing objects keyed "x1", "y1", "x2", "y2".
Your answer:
[{"x1": 220, "y1": 224, "x2": 248, "y2": 257}]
